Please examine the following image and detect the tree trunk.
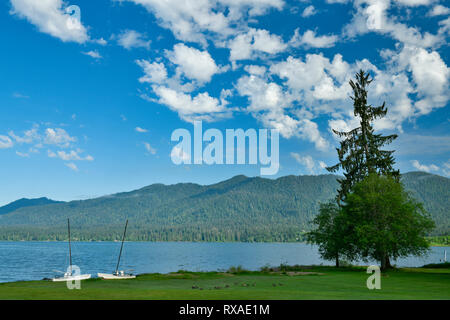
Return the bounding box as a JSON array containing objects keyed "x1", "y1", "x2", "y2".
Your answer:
[
  {"x1": 335, "y1": 255, "x2": 340, "y2": 268},
  {"x1": 385, "y1": 256, "x2": 392, "y2": 269},
  {"x1": 380, "y1": 254, "x2": 392, "y2": 271}
]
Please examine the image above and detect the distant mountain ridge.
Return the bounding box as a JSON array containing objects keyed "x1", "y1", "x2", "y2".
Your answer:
[
  {"x1": 0, "y1": 172, "x2": 448, "y2": 241},
  {"x1": 0, "y1": 197, "x2": 62, "y2": 216}
]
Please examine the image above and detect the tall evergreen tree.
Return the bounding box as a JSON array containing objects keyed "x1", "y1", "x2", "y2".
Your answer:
[{"x1": 327, "y1": 70, "x2": 400, "y2": 204}]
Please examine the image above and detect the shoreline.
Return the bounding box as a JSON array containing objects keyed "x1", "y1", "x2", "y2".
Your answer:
[{"x1": 0, "y1": 239, "x2": 448, "y2": 247}]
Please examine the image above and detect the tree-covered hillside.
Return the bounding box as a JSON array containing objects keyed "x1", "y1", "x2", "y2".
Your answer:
[{"x1": 0, "y1": 172, "x2": 447, "y2": 241}]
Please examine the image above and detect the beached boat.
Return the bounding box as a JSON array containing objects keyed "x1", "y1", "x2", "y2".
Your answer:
[
  {"x1": 52, "y1": 218, "x2": 91, "y2": 282},
  {"x1": 98, "y1": 220, "x2": 136, "y2": 279},
  {"x1": 97, "y1": 271, "x2": 135, "y2": 279}
]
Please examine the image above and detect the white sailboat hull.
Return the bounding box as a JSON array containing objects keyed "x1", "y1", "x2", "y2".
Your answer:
[
  {"x1": 97, "y1": 273, "x2": 136, "y2": 280},
  {"x1": 52, "y1": 274, "x2": 91, "y2": 282}
]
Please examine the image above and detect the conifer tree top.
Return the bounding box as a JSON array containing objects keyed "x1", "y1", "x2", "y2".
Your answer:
[{"x1": 327, "y1": 70, "x2": 400, "y2": 204}]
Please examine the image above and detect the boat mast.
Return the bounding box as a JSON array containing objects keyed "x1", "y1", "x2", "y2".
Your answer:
[
  {"x1": 68, "y1": 218, "x2": 72, "y2": 274},
  {"x1": 115, "y1": 219, "x2": 128, "y2": 274}
]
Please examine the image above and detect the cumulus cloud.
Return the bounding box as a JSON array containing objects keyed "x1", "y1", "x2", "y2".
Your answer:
[
  {"x1": 153, "y1": 86, "x2": 231, "y2": 122},
  {"x1": 166, "y1": 43, "x2": 220, "y2": 83},
  {"x1": 136, "y1": 60, "x2": 168, "y2": 85},
  {"x1": 381, "y1": 45, "x2": 449, "y2": 117},
  {"x1": 290, "y1": 29, "x2": 338, "y2": 48},
  {"x1": 411, "y1": 160, "x2": 439, "y2": 172},
  {"x1": 44, "y1": 128, "x2": 76, "y2": 148},
  {"x1": 116, "y1": 30, "x2": 151, "y2": 50},
  {"x1": 301, "y1": 5, "x2": 317, "y2": 18},
  {"x1": 10, "y1": 0, "x2": 89, "y2": 43},
  {"x1": 236, "y1": 71, "x2": 329, "y2": 149},
  {"x1": 344, "y1": 0, "x2": 444, "y2": 48},
  {"x1": 119, "y1": 0, "x2": 283, "y2": 45},
  {"x1": 428, "y1": 5, "x2": 450, "y2": 16},
  {"x1": 228, "y1": 28, "x2": 287, "y2": 61}
]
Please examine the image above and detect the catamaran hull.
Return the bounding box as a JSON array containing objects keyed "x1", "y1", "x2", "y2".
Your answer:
[
  {"x1": 97, "y1": 273, "x2": 136, "y2": 279},
  {"x1": 52, "y1": 274, "x2": 91, "y2": 282}
]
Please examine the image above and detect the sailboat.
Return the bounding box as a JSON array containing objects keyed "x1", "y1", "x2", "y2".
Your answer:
[
  {"x1": 98, "y1": 220, "x2": 136, "y2": 279},
  {"x1": 52, "y1": 218, "x2": 91, "y2": 282}
]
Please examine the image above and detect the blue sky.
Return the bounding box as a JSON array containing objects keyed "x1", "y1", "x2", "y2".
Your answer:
[{"x1": 0, "y1": 0, "x2": 449, "y2": 205}]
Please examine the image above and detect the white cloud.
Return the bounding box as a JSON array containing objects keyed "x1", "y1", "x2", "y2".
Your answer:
[
  {"x1": 236, "y1": 74, "x2": 291, "y2": 112},
  {"x1": 136, "y1": 60, "x2": 168, "y2": 85},
  {"x1": 82, "y1": 50, "x2": 102, "y2": 59},
  {"x1": 428, "y1": 5, "x2": 450, "y2": 16},
  {"x1": 0, "y1": 135, "x2": 14, "y2": 149},
  {"x1": 95, "y1": 37, "x2": 107, "y2": 45},
  {"x1": 270, "y1": 54, "x2": 352, "y2": 104},
  {"x1": 396, "y1": 0, "x2": 436, "y2": 6},
  {"x1": 383, "y1": 46, "x2": 450, "y2": 116},
  {"x1": 116, "y1": 30, "x2": 150, "y2": 50},
  {"x1": 44, "y1": 128, "x2": 76, "y2": 148},
  {"x1": 319, "y1": 161, "x2": 327, "y2": 169},
  {"x1": 10, "y1": 0, "x2": 89, "y2": 43},
  {"x1": 48, "y1": 149, "x2": 93, "y2": 161},
  {"x1": 135, "y1": 127, "x2": 148, "y2": 133},
  {"x1": 411, "y1": 160, "x2": 439, "y2": 172},
  {"x1": 144, "y1": 142, "x2": 156, "y2": 155},
  {"x1": 118, "y1": 0, "x2": 229, "y2": 45},
  {"x1": 343, "y1": 0, "x2": 444, "y2": 48},
  {"x1": 443, "y1": 159, "x2": 450, "y2": 177},
  {"x1": 438, "y1": 17, "x2": 450, "y2": 35},
  {"x1": 290, "y1": 29, "x2": 338, "y2": 48},
  {"x1": 291, "y1": 153, "x2": 327, "y2": 174},
  {"x1": 228, "y1": 28, "x2": 287, "y2": 61},
  {"x1": 9, "y1": 126, "x2": 39, "y2": 144},
  {"x1": 301, "y1": 5, "x2": 317, "y2": 18},
  {"x1": 65, "y1": 162, "x2": 78, "y2": 171},
  {"x1": 171, "y1": 145, "x2": 191, "y2": 163},
  {"x1": 236, "y1": 71, "x2": 329, "y2": 149},
  {"x1": 167, "y1": 43, "x2": 219, "y2": 83},
  {"x1": 119, "y1": 0, "x2": 283, "y2": 44},
  {"x1": 153, "y1": 86, "x2": 231, "y2": 122}
]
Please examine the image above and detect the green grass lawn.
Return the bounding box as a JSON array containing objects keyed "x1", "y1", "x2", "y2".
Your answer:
[{"x1": 0, "y1": 266, "x2": 449, "y2": 300}]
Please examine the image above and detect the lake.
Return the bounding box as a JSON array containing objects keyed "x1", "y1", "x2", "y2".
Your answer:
[{"x1": 0, "y1": 241, "x2": 448, "y2": 283}]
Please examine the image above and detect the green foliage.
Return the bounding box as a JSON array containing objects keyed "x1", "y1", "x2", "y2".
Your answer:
[
  {"x1": 327, "y1": 70, "x2": 399, "y2": 204},
  {"x1": 306, "y1": 202, "x2": 357, "y2": 265},
  {"x1": 342, "y1": 174, "x2": 435, "y2": 269}
]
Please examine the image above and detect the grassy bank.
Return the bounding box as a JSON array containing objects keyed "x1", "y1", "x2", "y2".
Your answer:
[{"x1": 0, "y1": 265, "x2": 449, "y2": 300}]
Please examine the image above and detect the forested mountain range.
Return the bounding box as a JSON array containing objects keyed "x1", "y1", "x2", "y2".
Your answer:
[{"x1": 0, "y1": 172, "x2": 448, "y2": 241}]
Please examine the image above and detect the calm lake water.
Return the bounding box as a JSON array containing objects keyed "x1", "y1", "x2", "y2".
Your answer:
[{"x1": 0, "y1": 241, "x2": 448, "y2": 283}]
